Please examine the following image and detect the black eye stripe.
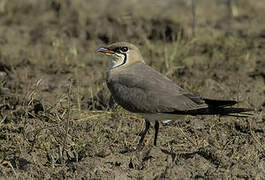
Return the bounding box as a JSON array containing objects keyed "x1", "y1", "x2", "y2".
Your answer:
[
  {"x1": 113, "y1": 47, "x2": 120, "y2": 52},
  {"x1": 112, "y1": 47, "x2": 128, "y2": 53},
  {"x1": 120, "y1": 47, "x2": 128, "y2": 52}
]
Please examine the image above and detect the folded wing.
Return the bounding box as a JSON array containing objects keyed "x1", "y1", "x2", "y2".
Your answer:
[{"x1": 107, "y1": 63, "x2": 209, "y2": 113}]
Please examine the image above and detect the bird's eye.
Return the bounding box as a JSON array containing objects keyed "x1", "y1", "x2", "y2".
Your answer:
[{"x1": 120, "y1": 47, "x2": 128, "y2": 52}]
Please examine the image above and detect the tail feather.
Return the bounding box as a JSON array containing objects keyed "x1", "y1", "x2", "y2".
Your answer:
[
  {"x1": 169, "y1": 98, "x2": 254, "y2": 117},
  {"x1": 208, "y1": 107, "x2": 254, "y2": 115},
  {"x1": 203, "y1": 98, "x2": 237, "y2": 107},
  {"x1": 174, "y1": 107, "x2": 254, "y2": 116}
]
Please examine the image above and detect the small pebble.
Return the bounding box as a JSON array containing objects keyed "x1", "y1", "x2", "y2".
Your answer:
[
  {"x1": 162, "y1": 120, "x2": 172, "y2": 125},
  {"x1": 0, "y1": 71, "x2": 7, "y2": 80},
  {"x1": 0, "y1": 87, "x2": 10, "y2": 95}
]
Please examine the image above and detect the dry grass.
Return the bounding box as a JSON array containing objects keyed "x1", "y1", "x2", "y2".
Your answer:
[{"x1": 0, "y1": 0, "x2": 264, "y2": 179}]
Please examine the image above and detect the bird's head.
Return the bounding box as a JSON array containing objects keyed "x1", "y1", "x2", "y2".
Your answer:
[{"x1": 96, "y1": 42, "x2": 144, "y2": 69}]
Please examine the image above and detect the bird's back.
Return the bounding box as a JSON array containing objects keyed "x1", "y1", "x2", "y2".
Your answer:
[{"x1": 107, "y1": 63, "x2": 208, "y2": 113}]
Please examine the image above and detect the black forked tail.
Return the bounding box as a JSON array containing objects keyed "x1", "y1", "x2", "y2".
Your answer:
[
  {"x1": 201, "y1": 99, "x2": 253, "y2": 117},
  {"x1": 180, "y1": 107, "x2": 254, "y2": 117},
  {"x1": 203, "y1": 98, "x2": 237, "y2": 107},
  {"x1": 206, "y1": 107, "x2": 253, "y2": 116}
]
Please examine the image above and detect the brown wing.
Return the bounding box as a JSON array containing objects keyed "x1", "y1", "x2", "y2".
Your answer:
[{"x1": 107, "y1": 63, "x2": 208, "y2": 113}]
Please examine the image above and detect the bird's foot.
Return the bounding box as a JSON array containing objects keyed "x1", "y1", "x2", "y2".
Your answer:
[
  {"x1": 120, "y1": 144, "x2": 143, "y2": 154},
  {"x1": 120, "y1": 148, "x2": 137, "y2": 154}
]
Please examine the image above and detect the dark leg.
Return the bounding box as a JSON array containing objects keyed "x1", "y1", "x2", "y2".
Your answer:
[
  {"x1": 120, "y1": 119, "x2": 150, "y2": 154},
  {"x1": 136, "y1": 120, "x2": 150, "y2": 151},
  {"x1": 154, "y1": 121, "x2": 159, "y2": 146}
]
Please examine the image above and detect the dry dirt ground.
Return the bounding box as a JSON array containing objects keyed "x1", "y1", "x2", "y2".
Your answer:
[{"x1": 0, "y1": 0, "x2": 265, "y2": 179}]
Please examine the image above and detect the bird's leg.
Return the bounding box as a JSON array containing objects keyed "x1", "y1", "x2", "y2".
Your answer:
[
  {"x1": 154, "y1": 121, "x2": 159, "y2": 146},
  {"x1": 120, "y1": 119, "x2": 150, "y2": 154},
  {"x1": 136, "y1": 120, "x2": 150, "y2": 151}
]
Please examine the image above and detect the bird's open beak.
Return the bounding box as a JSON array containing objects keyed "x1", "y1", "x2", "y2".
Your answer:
[{"x1": 96, "y1": 47, "x2": 114, "y2": 54}]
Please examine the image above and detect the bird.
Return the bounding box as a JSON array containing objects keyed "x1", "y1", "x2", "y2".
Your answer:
[{"x1": 96, "y1": 42, "x2": 252, "y2": 153}]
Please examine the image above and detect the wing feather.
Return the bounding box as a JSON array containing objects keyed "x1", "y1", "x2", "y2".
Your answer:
[{"x1": 107, "y1": 63, "x2": 208, "y2": 113}]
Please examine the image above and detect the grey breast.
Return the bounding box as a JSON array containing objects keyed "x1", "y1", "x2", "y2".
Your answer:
[{"x1": 107, "y1": 63, "x2": 208, "y2": 114}]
